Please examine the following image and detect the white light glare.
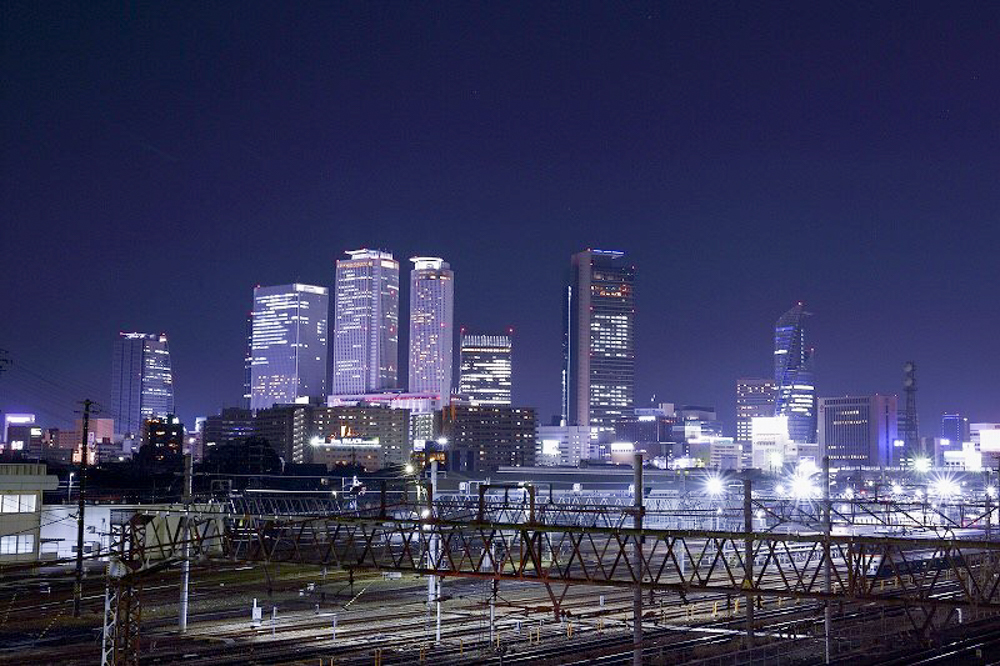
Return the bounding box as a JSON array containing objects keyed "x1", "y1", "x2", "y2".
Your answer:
[
  {"x1": 988, "y1": 486, "x2": 998, "y2": 499},
  {"x1": 913, "y1": 457, "x2": 932, "y2": 473},
  {"x1": 790, "y1": 475, "x2": 816, "y2": 500},
  {"x1": 705, "y1": 477, "x2": 724, "y2": 496},
  {"x1": 404, "y1": 463, "x2": 415, "y2": 474},
  {"x1": 420, "y1": 508, "x2": 431, "y2": 518},
  {"x1": 891, "y1": 483, "x2": 903, "y2": 495},
  {"x1": 931, "y1": 477, "x2": 959, "y2": 499}
]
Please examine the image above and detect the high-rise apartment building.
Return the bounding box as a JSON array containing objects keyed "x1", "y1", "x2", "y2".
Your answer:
[
  {"x1": 408, "y1": 257, "x2": 454, "y2": 404},
  {"x1": 736, "y1": 378, "x2": 776, "y2": 445},
  {"x1": 563, "y1": 250, "x2": 635, "y2": 433},
  {"x1": 773, "y1": 304, "x2": 816, "y2": 443},
  {"x1": 818, "y1": 395, "x2": 898, "y2": 467},
  {"x1": 112, "y1": 332, "x2": 174, "y2": 439},
  {"x1": 459, "y1": 334, "x2": 512, "y2": 405},
  {"x1": 249, "y1": 284, "x2": 329, "y2": 412},
  {"x1": 436, "y1": 404, "x2": 537, "y2": 473},
  {"x1": 332, "y1": 249, "x2": 400, "y2": 394}
]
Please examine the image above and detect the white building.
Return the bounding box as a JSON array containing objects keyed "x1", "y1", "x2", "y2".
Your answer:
[
  {"x1": 408, "y1": 257, "x2": 454, "y2": 405},
  {"x1": 751, "y1": 415, "x2": 792, "y2": 472},
  {"x1": 249, "y1": 283, "x2": 329, "y2": 411},
  {"x1": 333, "y1": 249, "x2": 400, "y2": 394},
  {"x1": 536, "y1": 425, "x2": 590, "y2": 467}
]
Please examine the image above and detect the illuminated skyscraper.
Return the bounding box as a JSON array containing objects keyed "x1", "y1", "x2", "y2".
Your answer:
[
  {"x1": 773, "y1": 303, "x2": 816, "y2": 443},
  {"x1": 459, "y1": 334, "x2": 512, "y2": 405},
  {"x1": 408, "y1": 257, "x2": 454, "y2": 404},
  {"x1": 249, "y1": 283, "x2": 329, "y2": 411},
  {"x1": 112, "y1": 332, "x2": 174, "y2": 438},
  {"x1": 332, "y1": 249, "x2": 400, "y2": 394},
  {"x1": 736, "y1": 378, "x2": 776, "y2": 445},
  {"x1": 563, "y1": 249, "x2": 635, "y2": 432}
]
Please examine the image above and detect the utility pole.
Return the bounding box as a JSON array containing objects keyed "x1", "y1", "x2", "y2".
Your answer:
[
  {"x1": 823, "y1": 456, "x2": 832, "y2": 664},
  {"x1": 74, "y1": 398, "x2": 93, "y2": 617},
  {"x1": 179, "y1": 453, "x2": 193, "y2": 632},
  {"x1": 744, "y1": 478, "x2": 754, "y2": 654},
  {"x1": 633, "y1": 452, "x2": 643, "y2": 666}
]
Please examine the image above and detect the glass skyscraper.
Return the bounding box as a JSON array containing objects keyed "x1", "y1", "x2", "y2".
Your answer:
[
  {"x1": 111, "y1": 332, "x2": 174, "y2": 438},
  {"x1": 249, "y1": 283, "x2": 329, "y2": 411},
  {"x1": 563, "y1": 249, "x2": 635, "y2": 433},
  {"x1": 408, "y1": 257, "x2": 454, "y2": 404},
  {"x1": 773, "y1": 303, "x2": 816, "y2": 443},
  {"x1": 459, "y1": 334, "x2": 512, "y2": 405},
  {"x1": 332, "y1": 249, "x2": 400, "y2": 394}
]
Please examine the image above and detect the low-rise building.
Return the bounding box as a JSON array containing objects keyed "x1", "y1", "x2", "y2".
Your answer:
[{"x1": 0, "y1": 463, "x2": 59, "y2": 562}]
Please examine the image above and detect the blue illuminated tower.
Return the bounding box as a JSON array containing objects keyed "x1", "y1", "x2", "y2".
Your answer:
[
  {"x1": 112, "y1": 332, "x2": 174, "y2": 439},
  {"x1": 249, "y1": 284, "x2": 329, "y2": 411},
  {"x1": 773, "y1": 303, "x2": 816, "y2": 443}
]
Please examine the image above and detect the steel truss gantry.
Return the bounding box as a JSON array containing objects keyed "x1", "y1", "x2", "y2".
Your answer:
[{"x1": 105, "y1": 493, "x2": 1000, "y2": 663}]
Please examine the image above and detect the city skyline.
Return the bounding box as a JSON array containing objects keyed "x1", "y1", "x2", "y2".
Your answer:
[{"x1": 3, "y1": 5, "x2": 999, "y2": 434}]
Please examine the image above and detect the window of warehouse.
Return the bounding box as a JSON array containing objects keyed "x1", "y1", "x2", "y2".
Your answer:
[
  {"x1": 0, "y1": 534, "x2": 34, "y2": 554},
  {"x1": 0, "y1": 494, "x2": 36, "y2": 513}
]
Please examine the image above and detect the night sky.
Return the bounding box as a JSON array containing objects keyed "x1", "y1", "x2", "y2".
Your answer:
[{"x1": 3, "y1": 3, "x2": 999, "y2": 433}]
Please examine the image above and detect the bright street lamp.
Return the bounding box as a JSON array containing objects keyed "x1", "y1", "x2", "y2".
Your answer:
[{"x1": 705, "y1": 477, "x2": 724, "y2": 496}]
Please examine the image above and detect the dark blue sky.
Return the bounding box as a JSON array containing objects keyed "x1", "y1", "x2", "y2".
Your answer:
[{"x1": 2, "y1": 2, "x2": 998, "y2": 433}]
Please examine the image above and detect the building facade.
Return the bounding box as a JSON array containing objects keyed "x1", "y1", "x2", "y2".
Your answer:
[
  {"x1": 408, "y1": 257, "x2": 454, "y2": 404},
  {"x1": 249, "y1": 283, "x2": 329, "y2": 412},
  {"x1": 563, "y1": 250, "x2": 635, "y2": 434},
  {"x1": 773, "y1": 304, "x2": 816, "y2": 444},
  {"x1": 112, "y1": 332, "x2": 174, "y2": 439},
  {"x1": 536, "y1": 424, "x2": 590, "y2": 467},
  {"x1": 332, "y1": 249, "x2": 400, "y2": 394},
  {"x1": 941, "y1": 413, "x2": 971, "y2": 447},
  {"x1": 436, "y1": 405, "x2": 537, "y2": 473},
  {"x1": 817, "y1": 395, "x2": 898, "y2": 467},
  {"x1": 253, "y1": 403, "x2": 313, "y2": 465},
  {"x1": 751, "y1": 415, "x2": 792, "y2": 472},
  {"x1": 0, "y1": 463, "x2": 58, "y2": 562},
  {"x1": 737, "y1": 378, "x2": 776, "y2": 445},
  {"x1": 138, "y1": 414, "x2": 185, "y2": 470},
  {"x1": 458, "y1": 334, "x2": 512, "y2": 406},
  {"x1": 202, "y1": 408, "x2": 255, "y2": 455},
  {"x1": 310, "y1": 405, "x2": 411, "y2": 471}
]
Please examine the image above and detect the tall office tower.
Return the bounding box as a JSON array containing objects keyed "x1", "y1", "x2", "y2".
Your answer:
[
  {"x1": 459, "y1": 334, "x2": 512, "y2": 405},
  {"x1": 332, "y1": 249, "x2": 400, "y2": 394},
  {"x1": 408, "y1": 257, "x2": 454, "y2": 402},
  {"x1": 249, "y1": 283, "x2": 329, "y2": 411},
  {"x1": 773, "y1": 303, "x2": 816, "y2": 443},
  {"x1": 736, "y1": 378, "x2": 777, "y2": 444},
  {"x1": 900, "y1": 362, "x2": 919, "y2": 452},
  {"x1": 112, "y1": 332, "x2": 174, "y2": 439},
  {"x1": 563, "y1": 249, "x2": 635, "y2": 433},
  {"x1": 941, "y1": 412, "x2": 970, "y2": 446},
  {"x1": 818, "y1": 395, "x2": 898, "y2": 467}
]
